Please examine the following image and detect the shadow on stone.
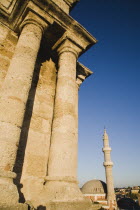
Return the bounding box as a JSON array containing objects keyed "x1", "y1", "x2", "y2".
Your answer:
[
  {"x1": 13, "y1": 55, "x2": 42, "y2": 202},
  {"x1": 37, "y1": 205, "x2": 46, "y2": 210},
  {"x1": 12, "y1": 23, "x2": 67, "y2": 204},
  {"x1": 13, "y1": 39, "x2": 53, "y2": 202}
]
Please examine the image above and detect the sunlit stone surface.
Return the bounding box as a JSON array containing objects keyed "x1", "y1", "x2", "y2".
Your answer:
[{"x1": 0, "y1": 0, "x2": 98, "y2": 209}]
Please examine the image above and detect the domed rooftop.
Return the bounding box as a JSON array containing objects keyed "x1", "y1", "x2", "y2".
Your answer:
[{"x1": 81, "y1": 179, "x2": 107, "y2": 194}]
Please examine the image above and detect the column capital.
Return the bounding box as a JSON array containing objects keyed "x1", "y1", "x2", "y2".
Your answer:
[
  {"x1": 52, "y1": 33, "x2": 83, "y2": 58},
  {"x1": 19, "y1": 11, "x2": 50, "y2": 34}
]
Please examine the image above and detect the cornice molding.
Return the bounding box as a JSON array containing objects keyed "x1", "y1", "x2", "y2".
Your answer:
[
  {"x1": 0, "y1": 0, "x2": 17, "y2": 16},
  {"x1": 0, "y1": 0, "x2": 97, "y2": 54},
  {"x1": 76, "y1": 62, "x2": 93, "y2": 88},
  {"x1": 52, "y1": 30, "x2": 97, "y2": 57},
  {"x1": 63, "y1": 0, "x2": 79, "y2": 7}
]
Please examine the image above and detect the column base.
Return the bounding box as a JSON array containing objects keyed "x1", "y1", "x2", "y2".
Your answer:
[
  {"x1": 43, "y1": 200, "x2": 101, "y2": 210},
  {"x1": 0, "y1": 203, "x2": 28, "y2": 210},
  {"x1": 0, "y1": 171, "x2": 19, "y2": 207},
  {"x1": 21, "y1": 176, "x2": 44, "y2": 203},
  {"x1": 33, "y1": 179, "x2": 97, "y2": 210},
  {"x1": 43, "y1": 179, "x2": 84, "y2": 202}
]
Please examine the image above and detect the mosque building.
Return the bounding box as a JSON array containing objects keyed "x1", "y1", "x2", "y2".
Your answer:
[
  {"x1": 81, "y1": 179, "x2": 107, "y2": 204},
  {"x1": 81, "y1": 129, "x2": 117, "y2": 210}
]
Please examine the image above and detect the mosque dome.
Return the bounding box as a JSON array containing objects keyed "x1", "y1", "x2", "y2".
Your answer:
[{"x1": 81, "y1": 179, "x2": 107, "y2": 194}]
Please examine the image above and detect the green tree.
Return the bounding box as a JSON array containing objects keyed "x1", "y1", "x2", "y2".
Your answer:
[{"x1": 130, "y1": 193, "x2": 138, "y2": 200}]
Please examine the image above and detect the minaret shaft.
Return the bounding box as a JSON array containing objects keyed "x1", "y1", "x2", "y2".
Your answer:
[
  {"x1": 103, "y1": 129, "x2": 116, "y2": 209},
  {"x1": 105, "y1": 167, "x2": 115, "y2": 198}
]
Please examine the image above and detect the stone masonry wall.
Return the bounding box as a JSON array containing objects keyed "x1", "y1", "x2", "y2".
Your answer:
[
  {"x1": 19, "y1": 57, "x2": 57, "y2": 202},
  {"x1": 0, "y1": 23, "x2": 18, "y2": 90}
]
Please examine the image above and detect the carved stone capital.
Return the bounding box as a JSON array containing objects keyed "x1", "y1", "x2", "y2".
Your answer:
[
  {"x1": 57, "y1": 42, "x2": 80, "y2": 59},
  {"x1": 53, "y1": 34, "x2": 82, "y2": 58},
  {"x1": 19, "y1": 11, "x2": 49, "y2": 34}
]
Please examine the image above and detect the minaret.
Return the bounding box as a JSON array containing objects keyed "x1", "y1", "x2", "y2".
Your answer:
[{"x1": 102, "y1": 129, "x2": 116, "y2": 209}]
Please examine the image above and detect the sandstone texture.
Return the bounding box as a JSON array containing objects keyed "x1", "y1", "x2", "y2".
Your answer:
[{"x1": 0, "y1": 0, "x2": 98, "y2": 209}]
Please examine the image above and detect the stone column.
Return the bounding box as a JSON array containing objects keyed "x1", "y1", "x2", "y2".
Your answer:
[
  {"x1": 44, "y1": 38, "x2": 84, "y2": 202},
  {"x1": 0, "y1": 14, "x2": 47, "y2": 206}
]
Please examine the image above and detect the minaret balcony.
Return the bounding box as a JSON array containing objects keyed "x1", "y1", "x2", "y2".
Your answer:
[
  {"x1": 103, "y1": 161, "x2": 113, "y2": 166},
  {"x1": 102, "y1": 147, "x2": 111, "y2": 152}
]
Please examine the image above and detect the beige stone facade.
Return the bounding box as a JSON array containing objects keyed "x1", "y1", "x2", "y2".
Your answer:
[{"x1": 0, "y1": 0, "x2": 98, "y2": 209}]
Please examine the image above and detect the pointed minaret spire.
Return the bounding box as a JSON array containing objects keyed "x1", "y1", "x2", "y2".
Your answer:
[{"x1": 102, "y1": 129, "x2": 116, "y2": 209}]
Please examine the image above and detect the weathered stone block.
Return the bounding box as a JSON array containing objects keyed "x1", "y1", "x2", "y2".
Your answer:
[
  {"x1": 0, "y1": 203, "x2": 28, "y2": 210},
  {"x1": 44, "y1": 200, "x2": 101, "y2": 210}
]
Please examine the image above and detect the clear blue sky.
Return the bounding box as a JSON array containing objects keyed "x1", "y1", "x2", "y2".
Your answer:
[{"x1": 70, "y1": 0, "x2": 140, "y2": 188}]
